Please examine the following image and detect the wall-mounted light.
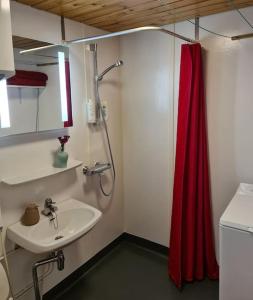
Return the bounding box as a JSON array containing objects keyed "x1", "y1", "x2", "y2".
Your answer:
[
  {"x1": 58, "y1": 51, "x2": 68, "y2": 122},
  {"x1": 0, "y1": 79, "x2": 10, "y2": 128}
]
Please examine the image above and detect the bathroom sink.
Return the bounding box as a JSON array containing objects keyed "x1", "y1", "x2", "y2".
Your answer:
[{"x1": 7, "y1": 198, "x2": 102, "y2": 254}]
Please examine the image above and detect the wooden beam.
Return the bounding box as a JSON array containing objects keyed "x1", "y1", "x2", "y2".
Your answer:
[{"x1": 231, "y1": 32, "x2": 253, "y2": 40}]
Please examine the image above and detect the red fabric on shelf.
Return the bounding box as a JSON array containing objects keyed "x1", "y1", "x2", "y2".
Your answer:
[
  {"x1": 7, "y1": 70, "x2": 48, "y2": 87},
  {"x1": 169, "y1": 43, "x2": 219, "y2": 288},
  {"x1": 7, "y1": 78, "x2": 46, "y2": 87}
]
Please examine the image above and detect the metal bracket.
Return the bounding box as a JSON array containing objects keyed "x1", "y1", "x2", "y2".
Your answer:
[
  {"x1": 195, "y1": 16, "x2": 200, "y2": 41},
  {"x1": 89, "y1": 43, "x2": 97, "y2": 52},
  {"x1": 61, "y1": 16, "x2": 66, "y2": 42}
]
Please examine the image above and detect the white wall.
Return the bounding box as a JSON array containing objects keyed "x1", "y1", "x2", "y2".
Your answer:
[
  {"x1": 121, "y1": 6, "x2": 253, "y2": 255},
  {"x1": 0, "y1": 2, "x2": 124, "y2": 299},
  {"x1": 120, "y1": 29, "x2": 175, "y2": 246},
  {"x1": 200, "y1": 7, "x2": 253, "y2": 256}
]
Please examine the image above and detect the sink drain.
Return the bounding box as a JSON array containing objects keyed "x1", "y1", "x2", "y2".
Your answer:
[{"x1": 55, "y1": 235, "x2": 64, "y2": 240}]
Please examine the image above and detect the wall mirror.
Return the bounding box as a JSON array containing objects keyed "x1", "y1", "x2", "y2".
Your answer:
[{"x1": 0, "y1": 36, "x2": 73, "y2": 137}]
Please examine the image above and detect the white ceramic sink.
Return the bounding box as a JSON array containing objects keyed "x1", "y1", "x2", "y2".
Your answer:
[{"x1": 7, "y1": 198, "x2": 102, "y2": 254}]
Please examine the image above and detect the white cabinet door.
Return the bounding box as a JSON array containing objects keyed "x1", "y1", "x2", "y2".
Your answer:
[
  {"x1": 0, "y1": 0, "x2": 14, "y2": 79},
  {"x1": 220, "y1": 225, "x2": 253, "y2": 300}
]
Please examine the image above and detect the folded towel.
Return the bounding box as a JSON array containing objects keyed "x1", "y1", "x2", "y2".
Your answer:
[{"x1": 7, "y1": 70, "x2": 48, "y2": 87}]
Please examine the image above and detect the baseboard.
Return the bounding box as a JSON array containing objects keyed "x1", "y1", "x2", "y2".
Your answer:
[
  {"x1": 43, "y1": 233, "x2": 168, "y2": 299},
  {"x1": 122, "y1": 232, "x2": 169, "y2": 256}
]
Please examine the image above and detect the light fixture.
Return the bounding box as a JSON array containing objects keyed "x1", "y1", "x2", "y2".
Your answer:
[
  {"x1": 0, "y1": 79, "x2": 10, "y2": 128},
  {"x1": 58, "y1": 51, "x2": 68, "y2": 122}
]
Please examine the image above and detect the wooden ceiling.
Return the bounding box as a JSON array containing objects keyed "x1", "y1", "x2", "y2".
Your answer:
[
  {"x1": 14, "y1": 0, "x2": 253, "y2": 32},
  {"x1": 12, "y1": 36, "x2": 51, "y2": 49}
]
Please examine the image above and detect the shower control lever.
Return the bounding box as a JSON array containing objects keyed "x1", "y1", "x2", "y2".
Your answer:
[{"x1": 83, "y1": 162, "x2": 111, "y2": 176}]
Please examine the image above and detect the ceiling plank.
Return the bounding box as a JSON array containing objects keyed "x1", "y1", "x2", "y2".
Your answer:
[
  {"x1": 95, "y1": 0, "x2": 249, "y2": 28},
  {"x1": 85, "y1": 0, "x2": 228, "y2": 26},
  {"x1": 76, "y1": 0, "x2": 189, "y2": 23},
  {"x1": 12, "y1": 35, "x2": 51, "y2": 49}
]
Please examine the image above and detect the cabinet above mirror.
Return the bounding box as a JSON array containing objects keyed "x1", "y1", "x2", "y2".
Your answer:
[{"x1": 0, "y1": 36, "x2": 73, "y2": 137}]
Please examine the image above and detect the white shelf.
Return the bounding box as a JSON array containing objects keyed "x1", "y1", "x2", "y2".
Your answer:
[
  {"x1": 1, "y1": 159, "x2": 83, "y2": 185},
  {"x1": 7, "y1": 85, "x2": 46, "y2": 89}
]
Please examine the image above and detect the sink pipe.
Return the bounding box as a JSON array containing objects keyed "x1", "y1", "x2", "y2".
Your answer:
[{"x1": 32, "y1": 250, "x2": 65, "y2": 300}]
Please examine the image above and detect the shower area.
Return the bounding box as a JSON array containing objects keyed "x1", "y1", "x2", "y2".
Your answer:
[
  {"x1": 84, "y1": 27, "x2": 178, "y2": 247},
  {"x1": 120, "y1": 29, "x2": 177, "y2": 247}
]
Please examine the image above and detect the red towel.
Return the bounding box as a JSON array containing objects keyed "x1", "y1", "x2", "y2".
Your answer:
[{"x1": 7, "y1": 70, "x2": 48, "y2": 87}]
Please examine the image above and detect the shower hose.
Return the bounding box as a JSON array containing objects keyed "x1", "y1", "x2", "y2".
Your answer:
[{"x1": 98, "y1": 101, "x2": 116, "y2": 197}]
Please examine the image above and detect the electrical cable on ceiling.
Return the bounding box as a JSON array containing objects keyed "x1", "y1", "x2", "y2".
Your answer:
[
  {"x1": 166, "y1": 0, "x2": 253, "y2": 39},
  {"x1": 184, "y1": 0, "x2": 253, "y2": 39},
  {"x1": 165, "y1": 9, "x2": 232, "y2": 39},
  {"x1": 227, "y1": 0, "x2": 253, "y2": 30},
  {"x1": 186, "y1": 19, "x2": 232, "y2": 38}
]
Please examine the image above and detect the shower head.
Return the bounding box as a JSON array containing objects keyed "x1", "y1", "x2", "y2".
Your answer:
[
  {"x1": 115, "y1": 60, "x2": 123, "y2": 67},
  {"x1": 97, "y1": 60, "x2": 123, "y2": 82}
]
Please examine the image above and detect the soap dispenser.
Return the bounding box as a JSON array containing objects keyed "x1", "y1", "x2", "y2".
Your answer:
[{"x1": 54, "y1": 135, "x2": 70, "y2": 168}]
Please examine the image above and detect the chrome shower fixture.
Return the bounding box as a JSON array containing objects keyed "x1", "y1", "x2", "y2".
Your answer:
[
  {"x1": 96, "y1": 60, "x2": 123, "y2": 82},
  {"x1": 87, "y1": 44, "x2": 122, "y2": 196},
  {"x1": 83, "y1": 162, "x2": 111, "y2": 176}
]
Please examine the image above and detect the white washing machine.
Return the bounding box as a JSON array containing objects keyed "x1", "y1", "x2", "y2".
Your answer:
[{"x1": 220, "y1": 183, "x2": 253, "y2": 300}]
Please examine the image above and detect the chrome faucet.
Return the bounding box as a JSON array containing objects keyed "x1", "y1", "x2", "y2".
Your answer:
[{"x1": 42, "y1": 198, "x2": 57, "y2": 217}]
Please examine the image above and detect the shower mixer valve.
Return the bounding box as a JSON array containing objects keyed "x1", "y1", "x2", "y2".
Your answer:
[{"x1": 83, "y1": 162, "x2": 111, "y2": 176}]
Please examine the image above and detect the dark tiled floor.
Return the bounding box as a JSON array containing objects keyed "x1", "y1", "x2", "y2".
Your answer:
[{"x1": 55, "y1": 241, "x2": 219, "y2": 300}]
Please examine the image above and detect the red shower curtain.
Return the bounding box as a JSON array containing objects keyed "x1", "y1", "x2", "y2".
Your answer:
[{"x1": 169, "y1": 43, "x2": 219, "y2": 288}]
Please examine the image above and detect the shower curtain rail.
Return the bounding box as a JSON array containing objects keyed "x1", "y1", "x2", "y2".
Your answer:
[
  {"x1": 66, "y1": 26, "x2": 197, "y2": 45},
  {"x1": 20, "y1": 24, "x2": 252, "y2": 56},
  {"x1": 20, "y1": 26, "x2": 197, "y2": 55}
]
